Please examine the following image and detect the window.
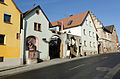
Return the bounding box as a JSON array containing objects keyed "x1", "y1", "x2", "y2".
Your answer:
[
  {"x1": 89, "y1": 21, "x2": 92, "y2": 26},
  {"x1": 36, "y1": 10, "x2": 39, "y2": 15},
  {"x1": 67, "y1": 45, "x2": 70, "y2": 50},
  {"x1": 16, "y1": 33, "x2": 20, "y2": 40},
  {"x1": 67, "y1": 20, "x2": 73, "y2": 26},
  {"x1": 93, "y1": 42, "x2": 95, "y2": 48},
  {"x1": 34, "y1": 23, "x2": 41, "y2": 32},
  {"x1": 0, "y1": 35, "x2": 5, "y2": 45},
  {"x1": 89, "y1": 31, "x2": 91, "y2": 37},
  {"x1": 0, "y1": 0, "x2": 4, "y2": 2},
  {"x1": 34, "y1": 23, "x2": 37, "y2": 30},
  {"x1": 38, "y1": 24, "x2": 41, "y2": 31},
  {"x1": 86, "y1": 20, "x2": 88, "y2": 25},
  {"x1": 93, "y1": 32, "x2": 94, "y2": 38},
  {"x1": 4, "y1": 14, "x2": 11, "y2": 23},
  {"x1": 84, "y1": 41, "x2": 87, "y2": 47},
  {"x1": 83, "y1": 29, "x2": 86, "y2": 35},
  {"x1": 90, "y1": 41, "x2": 92, "y2": 47},
  {"x1": 0, "y1": 57, "x2": 4, "y2": 62}
]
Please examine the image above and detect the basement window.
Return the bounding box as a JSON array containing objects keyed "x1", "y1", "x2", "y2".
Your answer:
[
  {"x1": 0, "y1": 57, "x2": 4, "y2": 62},
  {"x1": 0, "y1": 35, "x2": 5, "y2": 45},
  {"x1": 16, "y1": 33, "x2": 20, "y2": 40}
]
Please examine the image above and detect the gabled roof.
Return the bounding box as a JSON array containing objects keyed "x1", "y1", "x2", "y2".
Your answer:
[
  {"x1": 104, "y1": 25, "x2": 114, "y2": 33},
  {"x1": 51, "y1": 11, "x2": 89, "y2": 29},
  {"x1": 51, "y1": 11, "x2": 97, "y2": 30},
  {"x1": 22, "y1": 5, "x2": 51, "y2": 23},
  {"x1": 12, "y1": 0, "x2": 21, "y2": 13}
]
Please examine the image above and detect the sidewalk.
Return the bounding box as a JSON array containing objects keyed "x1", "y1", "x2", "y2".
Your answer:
[{"x1": 0, "y1": 55, "x2": 96, "y2": 78}]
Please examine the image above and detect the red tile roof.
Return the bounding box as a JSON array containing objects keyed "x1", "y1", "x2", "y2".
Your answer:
[{"x1": 51, "y1": 11, "x2": 89, "y2": 29}]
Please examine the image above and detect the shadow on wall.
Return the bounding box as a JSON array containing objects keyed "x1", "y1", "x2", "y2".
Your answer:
[{"x1": 37, "y1": 50, "x2": 43, "y2": 63}]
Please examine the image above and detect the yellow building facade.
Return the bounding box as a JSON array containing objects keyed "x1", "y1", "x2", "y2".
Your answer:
[{"x1": 0, "y1": 0, "x2": 21, "y2": 67}]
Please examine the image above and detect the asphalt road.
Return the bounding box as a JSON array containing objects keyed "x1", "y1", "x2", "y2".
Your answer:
[{"x1": 1, "y1": 53, "x2": 120, "y2": 79}]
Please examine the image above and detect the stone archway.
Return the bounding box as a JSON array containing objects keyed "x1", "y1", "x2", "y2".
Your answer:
[
  {"x1": 25, "y1": 36, "x2": 39, "y2": 64},
  {"x1": 49, "y1": 35, "x2": 63, "y2": 59}
]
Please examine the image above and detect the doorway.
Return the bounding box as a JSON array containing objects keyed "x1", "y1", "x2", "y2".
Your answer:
[{"x1": 49, "y1": 35, "x2": 62, "y2": 59}]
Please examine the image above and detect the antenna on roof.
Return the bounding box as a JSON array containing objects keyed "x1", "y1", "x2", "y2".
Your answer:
[
  {"x1": 33, "y1": 0, "x2": 36, "y2": 6},
  {"x1": 64, "y1": 14, "x2": 66, "y2": 17}
]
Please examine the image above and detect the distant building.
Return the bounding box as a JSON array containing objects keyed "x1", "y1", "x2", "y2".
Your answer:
[
  {"x1": 91, "y1": 12, "x2": 118, "y2": 53},
  {"x1": 51, "y1": 11, "x2": 98, "y2": 56},
  {"x1": 103, "y1": 25, "x2": 118, "y2": 53},
  {"x1": 0, "y1": 0, "x2": 21, "y2": 67}
]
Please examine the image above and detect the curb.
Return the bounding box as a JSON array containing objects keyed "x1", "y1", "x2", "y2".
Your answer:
[{"x1": 0, "y1": 54, "x2": 99, "y2": 78}]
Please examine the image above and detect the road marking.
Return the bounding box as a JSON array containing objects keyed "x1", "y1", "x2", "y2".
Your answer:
[
  {"x1": 104, "y1": 64, "x2": 120, "y2": 79},
  {"x1": 102, "y1": 57, "x2": 108, "y2": 59},
  {"x1": 69, "y1": 64, "x2": 85, "y2": 71},
  {"x1": 96, "y1": 67, "x2": 111, "y2": 71}
]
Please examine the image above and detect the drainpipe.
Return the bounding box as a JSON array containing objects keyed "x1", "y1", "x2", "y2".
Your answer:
[{"x1": 23, "y1": 18, "x2": 27, "y2": 64}]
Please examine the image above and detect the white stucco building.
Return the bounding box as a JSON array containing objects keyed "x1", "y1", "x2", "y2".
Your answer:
[
  {"x1": 21, "y1": 6, "x2": 53, "y2": 64},
  {"x1": 52, "y1": 11, "x2": 98, "y2": 56}
]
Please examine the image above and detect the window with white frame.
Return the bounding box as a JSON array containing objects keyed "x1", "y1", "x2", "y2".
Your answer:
[
  {"x1": 90, "y1": 41, "x2": 92, "y2": 47},
  {"x1": 93, "y1": 32, "x2": 95, "y2": 38},
  {"x1": 34, "y1": 23, "x2": 41, "y2": 32},
  {"x1": 86, "y1": 19, "x2": 88, "y2": 26},
  {"x1": 4, "y1": 14, "x2": 11, "y2": 23},
  {"x1": 89, "y1": 21, "x2": 92, "y2": 26},
  {"x1": 89, "y1": 31, "x2": 91, "y2": 37},
  {"x1": 84, "y1": 40, "x2": 87, "y2": 47},
  {"x1": 93, "y1": 42, "x2": 95, "y2": 48},
  {"x1": 83, "y1": 29, "x2": 86, "y2": 35}
]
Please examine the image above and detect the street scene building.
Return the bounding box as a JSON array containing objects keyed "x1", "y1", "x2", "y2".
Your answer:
[
  {"x1": 21, "y1": 5, "x2": 53, "y2": 64},
  {"x1": 51, "y1": 11, "x2": 98, "y2": 57},
  {"x1": 0, "y1": 1, "x2": 120, "y2": 79},
  {"x1": 0, "y1": 0, "x2": 119, "y2": 67},
  {"x1": 91, "y1": 12, "x2": 119, "y2": 54},
  {"x1": 0, "y1": 0, "x2": 21, "y2": 67}
]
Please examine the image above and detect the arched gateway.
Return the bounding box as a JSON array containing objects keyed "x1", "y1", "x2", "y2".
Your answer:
[
  {"x1": 49, "y1": 35, "x2": 63, "y2": 59},
  {"x1": 25, "y1": 36, "x2": 39, "y2": 64}
]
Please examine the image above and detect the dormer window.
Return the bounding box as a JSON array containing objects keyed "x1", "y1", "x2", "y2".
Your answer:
[
  {"x1": 67, "y1": 20, "x2": 73, "y2": 26},
  {"x1": 0, "y1": 0, "x2": 4, "y2": 2}
]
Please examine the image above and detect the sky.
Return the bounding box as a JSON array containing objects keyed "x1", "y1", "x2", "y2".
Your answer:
[{"x1": 14, "y1": 0, "x2": 120, "y2": 43}]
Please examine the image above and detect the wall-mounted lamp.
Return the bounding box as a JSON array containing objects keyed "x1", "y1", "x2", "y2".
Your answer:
[{"x1": 42, "y1": 38, "x2": 46, "y2": 41}]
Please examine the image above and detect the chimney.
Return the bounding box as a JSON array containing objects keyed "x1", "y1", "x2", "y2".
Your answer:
[{"x1": 69, "y1": 14, "x2": 73, "y2": 17}]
